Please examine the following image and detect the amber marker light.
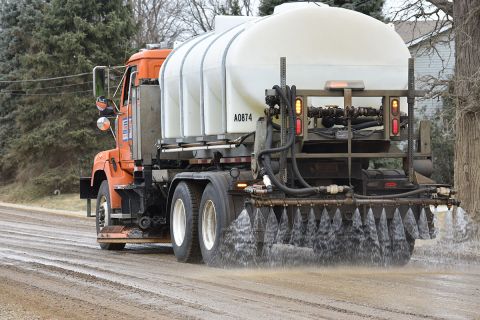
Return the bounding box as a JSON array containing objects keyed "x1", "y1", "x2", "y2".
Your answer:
[
  {"x1": 295, "y1": 97, "x2": 303, "y2": 115},
  {"x1": 391, "y1": 98, "x2": 399, "y2": 116}
]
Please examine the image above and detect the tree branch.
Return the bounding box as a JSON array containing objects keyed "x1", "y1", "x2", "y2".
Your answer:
[{"x1": 426, "y1": 0, "x2": 453, "y2": 16}]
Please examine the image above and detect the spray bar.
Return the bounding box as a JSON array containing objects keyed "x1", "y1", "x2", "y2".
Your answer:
[{"x1": 249, "y1": 197, "x2": 459, "y2": 207}]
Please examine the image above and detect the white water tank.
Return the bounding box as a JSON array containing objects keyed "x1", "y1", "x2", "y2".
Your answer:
[{"x1": 159, "y1": 4, "x2": 410, "y2": 139}]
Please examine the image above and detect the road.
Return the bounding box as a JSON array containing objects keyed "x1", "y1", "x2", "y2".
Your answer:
[{"x1": 0, "y1": 205, "x2": 479, "y2": 320}]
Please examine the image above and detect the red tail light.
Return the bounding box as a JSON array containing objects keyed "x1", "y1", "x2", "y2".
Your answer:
[
  {"x1": 392, "y1": 118, "x2": 399, "y2": 135},
  {"x1": 385, "y1": 181, "x2": 397, "y2": 188},
  {"x1": 296, "y1": 118, "x2": 302, "y2": 135}
]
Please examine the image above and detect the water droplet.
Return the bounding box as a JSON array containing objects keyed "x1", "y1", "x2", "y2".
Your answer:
[
  {"x1": 252, "y1": 208, "x2": 265, "y2": 257},
  {"x1": 390, "y1": 208, "x2": 410, "y2": 265},
  {"x1": 331, "y1": 208, "x2": 344, "y2": 263},
  {"x1": 404, "y1": 207, "x2": 419, "y2": 239},
  {"x1": 304, "y1": 207, "x2": 317, "y2": 248},
  {"x1": 432, "y1": 206, "x2": 439, "y2": 238},
  {"x1": 363, "y1": 208, "x2": 381, "y2": 265},
  {"x1": 276, "y1": 207, "x2": 290, "y2": 244},
  {"x1": 418, "y1": 207, "x2": 430, "y2": 240},
  {"x1": 218, "y1": 209, "x2": 257, "y2": 267},
  {"x1": 378, "y1": 208, "x2": 392, "y2": 266},
  {"x1": 289, "y1": 207, "x2": 304, "y2": 247},
  {"x1": 314, "y1": 207, "x2": 333, "y2": 263},
  {"x1": 348, "y1": 208, "x2": 365, "y2": 263},
  {"x1": 262, "y1": 207, "x2": 278, "y2": 256},
  {"x1": 332, "y1": 208, "x2": 343, "y2": 232},
  {"x1": 454, "y1": 207, "x2": 469, "y2": 241},
  {"x1": 443, "y1": 208, "x2": 454, "y2": 243}
]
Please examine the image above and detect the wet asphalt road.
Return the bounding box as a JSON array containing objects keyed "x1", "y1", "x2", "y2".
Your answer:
[{"x1": 0, "y1": 204, "x2": 479, "y2": 320}]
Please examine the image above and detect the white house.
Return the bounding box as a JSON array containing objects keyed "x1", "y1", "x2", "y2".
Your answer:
[{"x1": 395, "y1": 21, "x2": 454, "y2": 117}]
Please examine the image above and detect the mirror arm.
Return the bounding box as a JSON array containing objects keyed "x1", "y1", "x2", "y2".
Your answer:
[
  {"x1": 111, "y1": 99, "x2": 120, "y2": 113},
  {"x1": 109, "y1": 126, "x2": 116, "y2": 141},
  {"x1": 113, "y1": 68, "x2": 128, "y2": 98}
]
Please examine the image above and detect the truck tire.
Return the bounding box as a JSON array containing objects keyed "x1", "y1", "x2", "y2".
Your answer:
[
  {"x1": 170, "y1": 182, "x2": 202, "y2": 263},
  {"x1": 198, "y1": 183, "x2": 230, "y2": 266},
  {"x1": 96, "y1": 180, "x2": 126, "y2": 251}
]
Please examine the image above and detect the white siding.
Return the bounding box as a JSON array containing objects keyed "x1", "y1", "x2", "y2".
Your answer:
[{"x1": 410, "y1": 32, "x2": 454, "y2": 117}]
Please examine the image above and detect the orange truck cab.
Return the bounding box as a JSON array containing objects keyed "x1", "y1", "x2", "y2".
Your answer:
[{"x1": 80, "y1": 48, "x2": 171, "y2": 247}]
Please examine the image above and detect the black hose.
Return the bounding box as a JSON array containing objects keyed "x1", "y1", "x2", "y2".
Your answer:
[
  {"x1": 353, "y1": 187, "x2": 435, "y2": 199},
  {"x1": 288, "y1": 85, "x2": 312, "y2": 188},
  {"x1": 260, "y1": 85, "x2": 320, "y2": 195},
  {"x1": 352, "y1": 120, "x2": 382, "y2": 130},
  {"x1": 234, "y1": 131, "x2": 255, "y2": 147},
  {"x1": 271, "y1": 122, "x2": 281, "y2": 130},
  {"x1": 256, "y1": 86, "x2": 295, "y2": 162},
  {"x1": 351, "y1": 117, "x2": 379, "y2": 125}
]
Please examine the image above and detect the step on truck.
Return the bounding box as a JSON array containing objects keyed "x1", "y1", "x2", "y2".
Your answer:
[{"x1": 80, "y1": 3, "x2": 458, "y2": 265}]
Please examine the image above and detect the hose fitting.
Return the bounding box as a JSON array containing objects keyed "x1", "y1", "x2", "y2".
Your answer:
[{"x1": 263, "y1": 174, "x2": 273, "y2": 193}]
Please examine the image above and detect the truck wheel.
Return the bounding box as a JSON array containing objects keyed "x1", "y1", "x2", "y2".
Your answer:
[
  {"x1": 198, "y1": 183, "x2": 230, "y2": 266},
  {"x1": 96, "y1": 180, "x2": 125, "y2": 251},
  {"x1": 170, "y1": 182, "x2": 202, "y2": 263}
]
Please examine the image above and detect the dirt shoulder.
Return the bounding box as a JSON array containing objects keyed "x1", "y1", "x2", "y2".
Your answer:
[
  {"x1": 0, "y1": 183, "x2": 90, "y2": 212},
  {"x1": 0, "y1": 274, "x2": 102, "y2": 320}
]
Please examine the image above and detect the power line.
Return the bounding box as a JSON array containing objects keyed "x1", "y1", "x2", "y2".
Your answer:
[
  {"x1": 0, "y1": 65, "x2": 126, "y2": 84},
  {"x1": 0, "y1": 89, "x2": 92, "y2": 96},
  {"x1": 0, "y1": 72, "x2": 90, "y2": 84},
  {"x1": 3, "y1": 81, "x2": 93, "y2": 92}
]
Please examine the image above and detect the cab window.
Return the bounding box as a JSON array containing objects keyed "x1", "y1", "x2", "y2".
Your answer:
[{"x1": 122, "y1": 66, "x2": 137, "y2": 107}]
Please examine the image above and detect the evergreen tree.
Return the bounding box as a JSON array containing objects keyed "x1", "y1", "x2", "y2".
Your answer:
[
  {"x1": 0, "y1": 0, "x2": 44, "y2": 181},
  {"x1": 219, "y1": 0, "x2": 242, "y2": 15},
  {"x1": 259, "y1": 0, "x2": 384, "y2": 20},
  {"x1": 3, "y1": 0, "x2": 135, "y2": 195}
]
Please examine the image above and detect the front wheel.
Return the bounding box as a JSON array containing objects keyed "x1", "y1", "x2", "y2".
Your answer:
[{"x1": 96, "y1": 180, "x2": 125, "y2": 251}]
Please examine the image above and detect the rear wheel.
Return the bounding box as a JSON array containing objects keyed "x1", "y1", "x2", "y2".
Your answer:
[
  {"x1": 96, "y1": 180, "x2": 125, "y2": 251},
  {"x1": 198, "y1": 183, "x2": 231, "y2": 265},
  {"x1": 170, "y1": 182, "x2": 202, "y2": 263}
]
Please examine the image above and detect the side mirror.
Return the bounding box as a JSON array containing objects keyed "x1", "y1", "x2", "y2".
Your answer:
[
  {"x1": 93, "y1": 66, "x2": 107, "y2": 97},
  {"x1": 96, "y1": 117, "x2": 111, "y2": 131},
  {"x1": 96, "y1": 96, "x2": 116, "y2": 116}
]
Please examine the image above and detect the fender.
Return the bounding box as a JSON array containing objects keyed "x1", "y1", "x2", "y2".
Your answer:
[{"x1": 91, "y1": 148, "x2": 133, "y2": 210}]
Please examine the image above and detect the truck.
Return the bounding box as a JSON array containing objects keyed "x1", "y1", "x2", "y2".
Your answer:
[{"x1": 80, "y1": 3, "x2": 458, "y2": 266}]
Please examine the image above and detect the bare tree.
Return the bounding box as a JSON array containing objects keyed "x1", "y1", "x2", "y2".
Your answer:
[
  {"x1": 391, "y1": 0, "x2": 480, "y2": 228},
  {"x1": 388, "y1": 1, "x2": 453, "y2": 99},
  {"x1": 181, "y1": 0, "x2": 255, "y2": 36},
  {"x1": 131, "y1": 0, "x2": 255, "y2": 45},
  {"x1": 131, "y1": 0, "x2": 186, "y2": 47},
  {"x1": 450, "y1": 0, "x2": 480, "y2": 229}
]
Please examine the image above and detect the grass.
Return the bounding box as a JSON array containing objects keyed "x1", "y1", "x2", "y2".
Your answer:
[{"x1": 0, "y1": 183, "x2": 93, "y2": 212}]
